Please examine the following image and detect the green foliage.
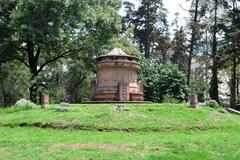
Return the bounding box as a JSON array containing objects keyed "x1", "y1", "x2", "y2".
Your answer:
[
  {"x1": 170, "y1": 26, "x2": 188, "y2": 73},
  {"x1": 100, "y1": 34, "x2": 140, "y2": 57},
  {"x1": 64, "y1": 62, "x2": 93, "y2": 103},
  {"x1": 138, "y1": 56, "x2": 189, "y2": 102},
  {"x1": 122, "y1": 0, "x2": 168, "y2": 58},
  {"x1": 162, "y1": 93, "x2": 178, "y2": 103},
  {"x1": 0, "y1": 62, "x2": 30, "y2": 107},
  {"x1": 190, "y1": 75, "x2": 208, "y2": 102},
  {"x1": 0, "y1": 0, "x2": 122, "y2": 103}
]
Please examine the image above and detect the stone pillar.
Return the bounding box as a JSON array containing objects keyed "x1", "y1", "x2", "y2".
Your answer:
[
  {"x1": 118, "y1": 82, "x2": 129, "y2": 101},
  {"x1": 41, "y1": 94, "x2": 49, "y2": 108},
  {"x1": 190, "y1": 94, "x2": 198, "y2": 108}
]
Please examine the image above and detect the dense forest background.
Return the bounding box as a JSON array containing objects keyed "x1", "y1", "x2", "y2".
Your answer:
[{"x1": 0, "y1": 0, "x2": 239, "y2": 110}]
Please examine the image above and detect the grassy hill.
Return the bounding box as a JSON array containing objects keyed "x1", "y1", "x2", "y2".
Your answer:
[{"x1": 0, "y1": 104, "x2": 240, "y2": 159}]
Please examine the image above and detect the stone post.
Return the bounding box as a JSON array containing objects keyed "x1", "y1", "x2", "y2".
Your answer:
[
  {"x1": 41, "y1": 94, "x2": 49, "y2": 108},
  {"x1": 190, "y1": 94, "x2": 198, "y2": 108}
]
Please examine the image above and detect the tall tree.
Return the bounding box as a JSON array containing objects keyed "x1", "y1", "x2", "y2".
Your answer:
[
  {"x1": 187, "y1": 0, "x2": 200, "y2": 85},
  {"x1": 122, "y1": 0, "x2": 168, "y2": 59},
  {"x1": 228, "y1": 0, "x2": 240, "y2": 109},
  {"x1": 0, "y1": 0, "x2": 121, "y2": 103},
  {"x1": 209, "y1": 0, "x2": 220, "y2": 102},
  {"x1": 219, "y1": 0, "x2": 240, "y2": 109},
  {"x1": 171, "y1": 27, "x2": 188, "y2": 72},
  {"x1": 170, "y1": 13, "x2": 188, "y2": 72}
]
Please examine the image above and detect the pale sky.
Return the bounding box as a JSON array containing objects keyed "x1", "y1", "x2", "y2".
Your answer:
[
  {"x1": 120, "y1": 0, "x2": 191, "y2": 27},
  {"x1": 162, "y1": 0, "x2": 191, "y2": 25}
]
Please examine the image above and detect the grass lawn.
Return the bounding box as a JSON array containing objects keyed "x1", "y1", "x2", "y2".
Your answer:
[{"x1": 0, "y1": 104, "x2": 240, "y2": 159}]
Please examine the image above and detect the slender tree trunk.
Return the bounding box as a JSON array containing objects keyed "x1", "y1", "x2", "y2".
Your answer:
[
  {"x1": 187, "y1": 0, "x2": 199, "y2": 85},
  {"x1": 230, "y1": 0, "x2": 239, "y2": 110},
  {"x1": 29, "y1": 82, "x2": 38, "y2": 104},
  {"x1": 209, "y1": 0, "x2": 219, "y2": 102},
  {"x1": 144, "y1": 39, "x2": 151, "y2": 59},
  {"x1": 230, "y1": 53, "x2": 237, "y2": 109},
  {"x1": 144, "y1": 4, "x2": 151, "y2": 59},
  {"x1": 237, "y1": 76, "x2": 239, "y2": 97}
]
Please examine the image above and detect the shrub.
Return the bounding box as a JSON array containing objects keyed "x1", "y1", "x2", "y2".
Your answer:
[
  {"x1": 138, "y1": 57, "x2": 189, "y2": 102},
  {"x1": 220, "y1": 101, "x2": 230, "y2": 108},
  {"x1": 162, "y1": 94, "x2": 178, "y2": 103},
  {"x1": 206, "y1": 100, "x2": 219, "y2": 108},
  {"x1": 189, "y1": 75, "x2": 209, "y2": 102}
]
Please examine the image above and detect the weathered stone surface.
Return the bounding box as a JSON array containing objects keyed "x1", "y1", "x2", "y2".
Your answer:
[
  {"x1": 190, "y1": 94, "x2": 198, "y2": 108},
  {"x1": 114, "y1": 104, "x2": 130, "y2": 111},
  {"x1": 91, "y1": 48, "x2": 144, "y2": 101},
  {"x1": 56, "y1": 107, "x2": 69, "y2": 112},
  {"x1": 60, "y1": 102, "x2": 69, "y2": 107},
  {"x1": 15, "y1": 98, "x2": 36, "y2": 107},
  {"x1": 41, "y1": 94, "x2": 49, "y2": 108}
]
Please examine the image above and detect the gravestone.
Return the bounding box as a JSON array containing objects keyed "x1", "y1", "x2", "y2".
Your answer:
[{"x1": 41, "y1": 94, "x2": 49, "y2": 108}]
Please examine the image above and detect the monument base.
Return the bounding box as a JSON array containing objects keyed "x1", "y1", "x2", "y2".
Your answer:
[{"x1": 83, "y1": 101, "x2": 151, "y2": 104}]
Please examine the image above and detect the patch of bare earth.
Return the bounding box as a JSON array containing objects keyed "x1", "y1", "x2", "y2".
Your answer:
[
  {"x1": 0, "y1": 147, "x2": 10, "y2": 158},
  {"x1": 52, "y1": 144, "x2": 133, "y2": 152}
]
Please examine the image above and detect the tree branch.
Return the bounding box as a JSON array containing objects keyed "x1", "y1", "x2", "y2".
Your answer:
[
  {"x1": 16, "y1": 58, "x2": 30, "y2": 68},
  {"x1": 36, "y1": 48, "x2": 82, "y2": 75},
  {"x1": 34, "y1": 47, "x2": 41, "y2": 61}
]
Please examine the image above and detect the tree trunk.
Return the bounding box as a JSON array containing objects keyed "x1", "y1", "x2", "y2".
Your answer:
[
  {"x1": 209, "y1": 0, "x2": 219, "y2": 102},
  {"x1": 144, "y1": 39, "x2": 151, "y2": 59},
  {"x1": 29, "y1": 81, "x2": 38, "y2": 104},
  {"x1": 230, "y1": 0, "x2": 239, "y2": 110},
  {"x1": 187, "y1": 0, "x2": 199, "y2": 85},
  {"x1": 27, "y1": 40, "x2": 39, "y2": 104},
  {"x1": 230, "y1": 53, "x2": 237, "y2": 109},
  {"x1": 237, "y1": 76, "x2": 239, "y2": 97}
]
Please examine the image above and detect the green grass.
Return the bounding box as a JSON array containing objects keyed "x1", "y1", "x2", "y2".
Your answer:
[{"x1": 0, "y1": 103, "x2": 240, "y2": 159}]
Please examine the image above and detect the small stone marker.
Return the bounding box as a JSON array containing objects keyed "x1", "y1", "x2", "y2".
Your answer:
[
  {"x1": 60, "y1": 102, "x2": 69, "y2": 107},
  {"x1": 41, "y1": 94, "x2": 49, "y2": 108},
  {"x1": 190, "y1": 94, "x2": 198, "y2": 108},
  {"x1": 56, "y1": 107, "x2": 69, "y2": 112},
  {"x1": 115, "y1": 104, "x2": 130, "y2": 111}
]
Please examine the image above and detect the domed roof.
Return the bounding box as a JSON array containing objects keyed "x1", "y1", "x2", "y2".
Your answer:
[
  {"x1": 107, "y1": 48, "x2": 128, "y2": 56},
  {"x1": 96, "y1": 48, "x2": 138, "y2": 61}
]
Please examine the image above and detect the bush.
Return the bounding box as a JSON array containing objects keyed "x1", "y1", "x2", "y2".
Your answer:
[
  {"x1": 220, "y1": 101, "x2": 230, "y2": 108},
  {"x1": 189, "y1": 75, "x2": 208, "y2": 102},
  {"x1": 138, "y1": 57, "x2": 189, "y2": 102},
  {"x1": 206, "y1": 100, "x2": 219, "y2": 108},
  {"x1": 162, "y1": 94, "x2": 178, "y2": 103}
]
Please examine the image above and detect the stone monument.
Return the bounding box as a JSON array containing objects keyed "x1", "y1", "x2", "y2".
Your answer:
[{"x1": 90, "y1": 48, "x2": 144, "y2": 101}]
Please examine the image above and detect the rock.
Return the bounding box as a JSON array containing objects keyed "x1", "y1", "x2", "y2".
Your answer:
[
  {"x1": 15, "y1": 98, "x2": 36, "y2": 108},
  {"x1": 206, "y1": 100, "x2": 219, "y2": 108},
  {"x1": 115, "y1": 104, "x2": 130, "y2": 111},
  {"x1": 60, "y1": 102, "x2": 70, "y2": 107},
  {"x1": 189, "y1": 94, "x2": 198, "y2": 108},
  {"x1": 56, "y1": 107, "x2": 69, "y2": 112}
]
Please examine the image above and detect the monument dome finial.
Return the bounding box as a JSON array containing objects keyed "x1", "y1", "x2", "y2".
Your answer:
[{"x1": 107, "y1": 48, "x2": 128, "y2": 56}]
